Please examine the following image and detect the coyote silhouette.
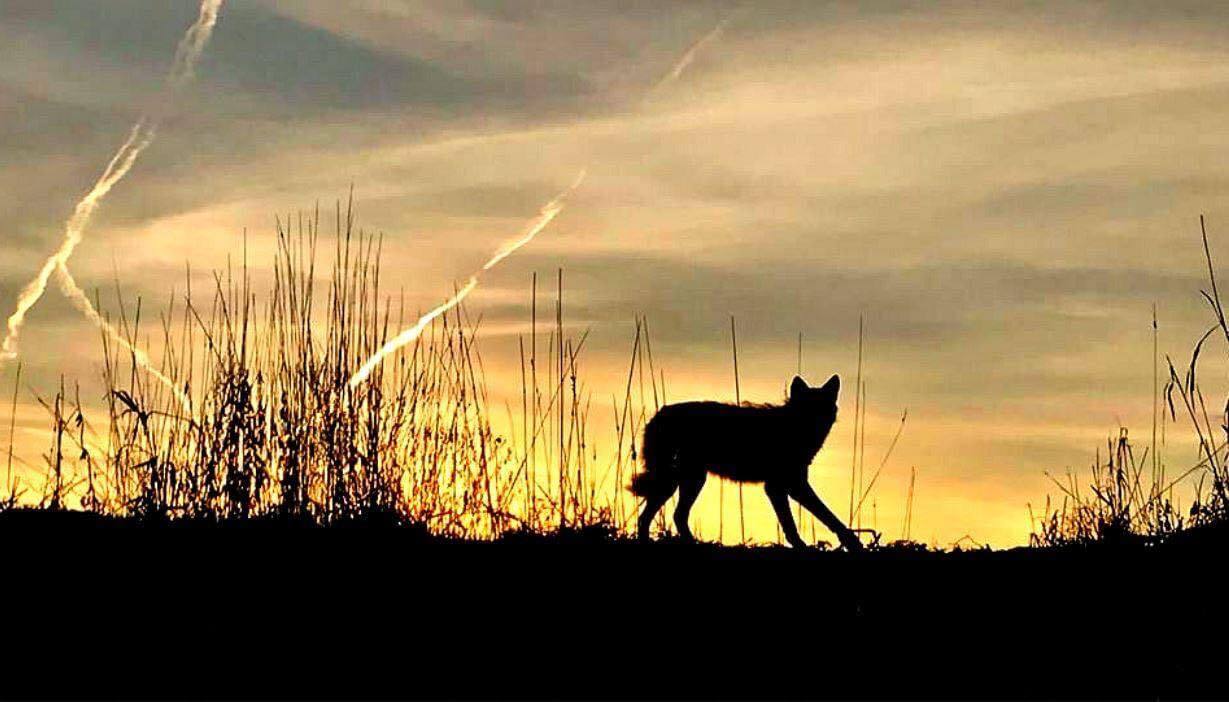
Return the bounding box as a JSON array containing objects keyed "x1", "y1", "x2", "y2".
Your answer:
[{"x1": 631, "y1": 375, "x2": 862, "y2": 550}]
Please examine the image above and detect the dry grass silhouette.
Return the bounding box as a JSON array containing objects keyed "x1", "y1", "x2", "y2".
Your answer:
[{"x1": 2, "y1": 199, "x2": 648, "y2": 537}]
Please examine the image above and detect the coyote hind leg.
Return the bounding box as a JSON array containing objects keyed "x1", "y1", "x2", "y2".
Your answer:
[
  {"x1": 766, "y1": 481, "x2": 806, "y2": 548},
  {"x1": 673, "y1": 472, "x2": 706, "y2": 542},
  {"x1": 637, "y1": 483, "x2": 676, "y2": 542}
]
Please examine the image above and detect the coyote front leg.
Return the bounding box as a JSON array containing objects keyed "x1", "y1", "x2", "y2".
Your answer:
[{"x1": 790, "y1": 481, "x2": 863, "y2": 551}]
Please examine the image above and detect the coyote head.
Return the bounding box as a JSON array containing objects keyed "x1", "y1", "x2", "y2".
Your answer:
[{"x1": 788, "y1": 374, "x2": 840, "y2": 426}]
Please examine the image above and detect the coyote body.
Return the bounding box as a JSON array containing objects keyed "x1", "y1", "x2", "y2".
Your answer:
[{"x1": 631, "y1": 375, "x2": 861, "y2": 550}]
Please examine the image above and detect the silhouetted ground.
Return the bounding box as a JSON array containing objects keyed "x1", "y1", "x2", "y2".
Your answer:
[{"x1": 3, "y1": 509, "x2": 1227, "y2": 700}]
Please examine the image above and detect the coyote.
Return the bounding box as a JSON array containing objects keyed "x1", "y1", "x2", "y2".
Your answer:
[{"x1": 630, "y1": 374, "x2": 862, "y2": 550}]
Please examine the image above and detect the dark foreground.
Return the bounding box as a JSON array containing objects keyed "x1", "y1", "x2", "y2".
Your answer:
[{"x1": 2, "y1": 510, "x2": 1226, "y2": 700}]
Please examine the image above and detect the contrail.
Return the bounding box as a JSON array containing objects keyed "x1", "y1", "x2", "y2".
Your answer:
[
  {"x1": 0, "y1": 120, "x2": 155, "y2": 362},
  {"x1": 168, "y1": 0, "x2": 224, "y2": 88},
  {"x1": 349, "y1": 278, "x2": 480, "y2": 389},
  {"x1": 1, "y1": 0, "x2": 223, "y2": 414},
  {"x1": 349, "y1": 8, "x2": 740, "y2": 388},
  {"x1": 651, "y1": 7, "x2": 744, "y2": 93},
  {"x1": 56, "y1": 265, "x2": 192, "y2": 412},
  {"x1": 482, "y1": 169, "x2": 586, "y2": 272},
  {"x1": 349, "y1": 170, "x2": 586, "y2": 388}
]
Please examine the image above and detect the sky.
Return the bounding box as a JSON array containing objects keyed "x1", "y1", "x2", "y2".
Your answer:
[{"x1": 4, "y1": 0, "x2": 1229, "y2": 546}]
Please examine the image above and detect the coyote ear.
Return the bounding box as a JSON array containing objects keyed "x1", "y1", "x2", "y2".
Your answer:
[
  {"x1": 790, "y1": 376, "x2": 808, "y2": 400},
  {"x1": 820, "y1": 374, "x2": 840, "y2": 395}
]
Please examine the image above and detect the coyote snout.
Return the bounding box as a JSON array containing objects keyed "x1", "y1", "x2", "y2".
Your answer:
[{"x1": 630, "y1": 374, "x2": 862, "y2": 550}]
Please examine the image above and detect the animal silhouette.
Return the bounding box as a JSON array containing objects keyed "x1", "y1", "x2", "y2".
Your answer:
[{"x1": 630, "y1": 374, "x2": 862, "y2": 550}]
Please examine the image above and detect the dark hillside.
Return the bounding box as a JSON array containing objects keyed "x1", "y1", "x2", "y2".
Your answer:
[{"x1": 3, "y1": 511, "x2": 1226, "y2": 700}]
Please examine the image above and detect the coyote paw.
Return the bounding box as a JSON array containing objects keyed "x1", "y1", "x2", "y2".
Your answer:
[{"x1": 839, "y1": 531, "x2": 865, "y2": 552}]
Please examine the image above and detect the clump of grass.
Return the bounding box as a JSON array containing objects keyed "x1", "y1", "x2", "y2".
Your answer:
[
  {"x1": 1032, "y1": 215, "x2": 1229, "y2": 547},
  {"x1": 7, "y1": 198, "x2": 654, "y2": 538},
  {"x1": 92, "y1": 202, "x2": 516, "y2": 531},
  {"x1": 1031, "y1": 428, "x2": 1186, "y2": 547}
]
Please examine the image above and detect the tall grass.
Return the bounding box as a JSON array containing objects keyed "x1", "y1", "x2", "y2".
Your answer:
[{"x1": 3, "y1": 200, "x2": 670, "y2": 539}]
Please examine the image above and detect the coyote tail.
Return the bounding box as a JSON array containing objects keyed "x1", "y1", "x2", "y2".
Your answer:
[{"x1": 629, "y1": 414, "x2": 674, "y2": 497}]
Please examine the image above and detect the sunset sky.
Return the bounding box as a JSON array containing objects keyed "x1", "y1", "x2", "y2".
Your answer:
[{"x1": 5, "y1": 1, "x2": 1229, "y2": 546}]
